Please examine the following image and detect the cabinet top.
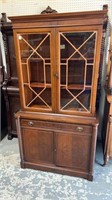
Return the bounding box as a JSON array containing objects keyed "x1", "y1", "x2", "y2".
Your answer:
[
  {"x1": 15, "y1": 111, "x2": 99, "y2": 126},
  {"x1": 9, "y1": 9, "x2": 108, "y2": 29}
]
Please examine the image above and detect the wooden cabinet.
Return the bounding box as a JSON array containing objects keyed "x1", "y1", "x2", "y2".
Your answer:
[
  {"x1": 1, "y1": 13, "x2": 20, "y2": 139},
  {"x1": 104, "y1": 117, "x2": 112, "y2": 164},
  {"x1": 103, "y1": 28, "x2": 112, "y2": 165},
  {"x1": 0, "y1": 32, "x2": 7, "y2": 140},
  {"x1": 16, "y1": 115, "x2": 97, "y2": 180},
  {"x1": 10, "y1": 7, "x2": 107, "y2": 180}
]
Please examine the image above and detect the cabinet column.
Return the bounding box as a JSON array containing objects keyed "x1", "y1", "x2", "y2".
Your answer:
[
  {"x1": 15, "y1": 116, "x2": 25, "y2": 168},
  {"x1": 88, "y1": 125, "x2": 98, "y2": 181}
]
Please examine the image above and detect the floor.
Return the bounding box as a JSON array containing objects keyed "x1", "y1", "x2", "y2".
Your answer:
[{"x1": 0, "y1": 136, "x2": 112, "y2": 200}]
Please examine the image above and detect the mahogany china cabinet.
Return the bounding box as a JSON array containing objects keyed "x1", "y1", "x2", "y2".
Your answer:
[{"x1": 9, "y1": 7, "x2": 108, "y2": 180}]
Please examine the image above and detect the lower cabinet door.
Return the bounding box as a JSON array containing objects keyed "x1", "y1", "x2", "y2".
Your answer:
[
  {"x1": 21, "y1": 128, "x2": 54, "y2": 164},
  {"x1": 55, "y1": 131, "x2": 92, "y2": 171}
]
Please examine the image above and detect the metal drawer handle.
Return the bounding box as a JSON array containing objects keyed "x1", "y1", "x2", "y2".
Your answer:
[
  {"x1": 28, "y1": 121, "x2": 34, "y2": 126},
  {"x1": 76, "y1": 126, "x2": 84, "y2": 132}
]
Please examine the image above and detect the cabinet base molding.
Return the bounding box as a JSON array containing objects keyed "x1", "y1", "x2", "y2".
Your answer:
[{"x1": 21, "y1": 161, "x2": 93, "y2": 181}]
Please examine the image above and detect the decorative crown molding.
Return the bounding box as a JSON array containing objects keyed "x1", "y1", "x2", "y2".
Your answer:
[{"x1": 41, "y1": 6, "x2": 57, "y2": 14}]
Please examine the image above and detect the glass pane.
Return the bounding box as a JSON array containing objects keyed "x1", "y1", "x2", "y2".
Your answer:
[
  {"x1": 61, "y1": 89, "x2": 82, "y2": 110},
  {"x1": 68, "y1": 60, "x2": 85, "y2": 85},
  {"x1": 46, "y1": 65, "x2": 51, "y2": 83},
  {"x1": 24, "y1": 85, "x2": 34, "y2": 106},
  {"x1": 77, "y1": 90, "x2": 91, "y2": 110},
  {"x1": 62, "y1": 32, "x2": 93, "y2": 49},
  {"x1": 60, "y1": 36, "x2": 74, "y2": 59},
  {"x1": 80, "y1": 33, "x2": 96, "y2": 61},
  {"x1": 38, "y1": 36, "x2": 50, "y2": 58},
  {"x1": 18, "y1": 33, "x2": 52, "y2": 110},
  {"x1": 61, "y1": 65, "x2": 66, "y2": 85},
  {"x1": 30, "y1": 88, "x2": 51, "y2": 108},
  {"x1": 86, "y1": 65, "x2": 93, "y2": 85},
  {"x1": 60, "y1": 31, "x2": 96, "y2": 113},
  {"x1": 22, "y1": 33, "x2": 47, "y2": 48},
  {"x1": 61, "y1": 89, "x2": 91, "y2": 111},
  {"x1": 29, "y1": 60, "x2": 44, "y2": 83}
]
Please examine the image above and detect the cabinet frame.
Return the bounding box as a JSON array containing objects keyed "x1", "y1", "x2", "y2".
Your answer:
[{"x1": 13, "y1": 25, "x2": 103, "y2": 116}]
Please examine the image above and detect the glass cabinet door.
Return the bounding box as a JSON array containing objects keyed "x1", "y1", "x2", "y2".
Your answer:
[
  {"x1": 60, "y1": 31, "x2": 96, "y2": 114},
  {"x1": 18, "y1": 32, "x2": 52, "y2": 110}
]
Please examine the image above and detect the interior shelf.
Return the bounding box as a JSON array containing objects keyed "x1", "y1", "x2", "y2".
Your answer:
[
  {"x1": 61, "y1": 58, "x2": 94, "y2": 61},
  {"x1": 24, "y1": 82, "x2": 51, "y2": 88},
  {"x1": 60, "y1": 84, "x2": 92, "y2": 89},
  {"x1": 27, "y1": 104, "x2": 52, "y2": 109}
]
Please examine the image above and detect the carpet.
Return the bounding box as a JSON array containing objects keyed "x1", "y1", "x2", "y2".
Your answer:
[{"x1": 0, "y1": 137, "x2": 112, "y2": 200}]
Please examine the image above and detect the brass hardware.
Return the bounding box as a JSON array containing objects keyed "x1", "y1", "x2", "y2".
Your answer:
[
  {"x1": 76, "y1": 126, "x2": 84, "y2": 132},
  {"x1": 54, "y1": 73, "x2": 59, "y2": 78},
  {"x1": 28, "y1": 121, "x2": 34, "y2": 126}
]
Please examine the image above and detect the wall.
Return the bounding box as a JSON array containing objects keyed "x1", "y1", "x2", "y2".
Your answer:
[
  {"x1": 0, "y1": 0, "x2": 112, "y2": 138},
  {"x1": 0, "y1": 0, "x2": 112, "y2": 22}
]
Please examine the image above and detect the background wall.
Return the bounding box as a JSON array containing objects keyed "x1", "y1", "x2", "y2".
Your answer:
[
  {"x1": 0, "y1": 0, "x2": 112, "y2": 21},
  {"x1": 0, "y1": 0, "x2": 112, "y2": 138}
]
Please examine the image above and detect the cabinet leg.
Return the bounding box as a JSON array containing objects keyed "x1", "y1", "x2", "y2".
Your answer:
[
  {"x1": 88, "y1": 174, "x2": 93, "y2": 181},
  {"x1": 7, "y1": 132, "x2": 17, "y2": 140},
  {"x1": 7, "y1": 133, "x2": 13, "y2": 140},
  {"x1": 103, "y1": 154, "x2": 109, "y2": 165}
]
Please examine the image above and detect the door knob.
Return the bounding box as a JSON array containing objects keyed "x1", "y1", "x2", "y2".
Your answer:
[{"x1": 54, "y1": 73, "x2": 59, "y2": 79}]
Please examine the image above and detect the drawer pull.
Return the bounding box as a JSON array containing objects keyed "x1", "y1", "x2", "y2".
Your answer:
[
  {"x1": 76, "y1": 126, "x2": 84, "y2": 132},
  {"x1": 28, "y1": 121, "x2": 34, "y2": 126}
]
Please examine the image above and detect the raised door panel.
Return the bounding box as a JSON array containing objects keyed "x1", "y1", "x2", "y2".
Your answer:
[
  {"x1": 21, "y1": 128, "x2": 54, "y2": 164},
  {"x1": 55, "y1": 131, "x2": 92, "y2": 171}
]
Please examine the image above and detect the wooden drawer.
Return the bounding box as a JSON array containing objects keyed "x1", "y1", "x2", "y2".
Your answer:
[{"x1": 21, "y1": 119, "x2": 92, "y2": 134}]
